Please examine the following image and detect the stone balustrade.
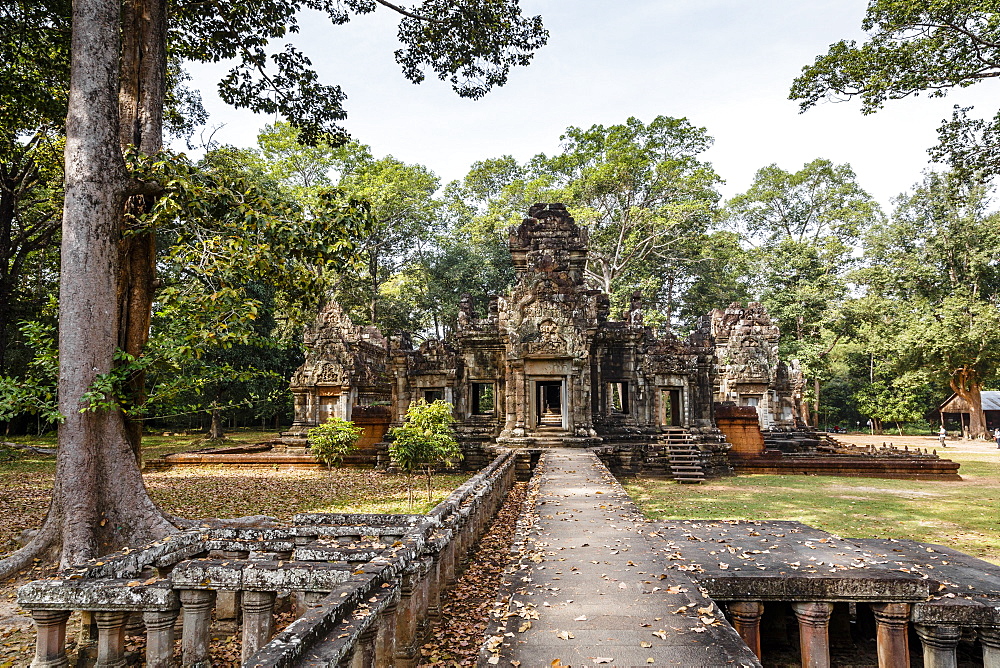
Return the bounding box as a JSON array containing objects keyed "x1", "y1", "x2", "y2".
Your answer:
[{"x1": 19, "y1": 449, "x2": 517, "y2": 667}]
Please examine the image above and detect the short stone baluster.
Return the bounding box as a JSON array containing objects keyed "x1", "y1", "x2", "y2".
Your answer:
[
  {"x1": 414, "y1": 563, "x2": 432, "y2": 643},
  {"x1": 981, "y1": 626, "x2": 1000, "y2": 668},
  {"x1": 374, "y1": 600, "x2": 398, "y2": 668},
  {"x1": 179, "y1": 589, "x2": 216, "y2": 667},
  {"x1": 871, "y1": 603, "x2": 911, "y2": 668},
  {"x1": 350, "y1": 626, "x2": 377, "y2": 668},
  {"x1": 75, "y1": 611, "x2": 98, "y2": 664},
  {"x1": 791, "y1": 601, "x2": 834, "y2": 668},
  {"x1": 94, "y1": 611, "x2": 128, "y2": 668},
  {"x1": 241, "y1": 590, "x2": 277, "y2": 663},
  {"x1": 915, "y1": 624, "x2": 961, "y2": 668},
  {"x1": 216, "y1": 550, "x2": 246, "y2": 633},
  {"x1": 426, "y1": 558, "x2": 442, "y2": 624},
  {"x1": 29, "y1": 609, "x2": 71, "y2": 668},
  {"x1": 728, "y1": 601, "x2": 764, "y2": 659},
  {"x1": 441, "y1": 536, "x2": 457, "y2": 588},
  {"x1": 394, "y1": 574, "x2": 419, "y2": 668},
  {"x1": 143, "y1": 608, "x2": 180, "y2": 668}
]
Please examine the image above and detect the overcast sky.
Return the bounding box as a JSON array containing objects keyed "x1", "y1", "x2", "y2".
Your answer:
[{"x1": 181, "y1": 0, "x2": 1000, "y2": 211}]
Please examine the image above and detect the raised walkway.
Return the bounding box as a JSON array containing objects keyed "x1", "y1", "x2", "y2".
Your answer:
[{"x1": 481, "y1": 448, "x2": 761, "y2": 667}]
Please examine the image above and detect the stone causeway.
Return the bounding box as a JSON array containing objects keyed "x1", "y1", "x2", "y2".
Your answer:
[{"x1": 16, "y1": 447, "x2": 1000, "y2": 667}]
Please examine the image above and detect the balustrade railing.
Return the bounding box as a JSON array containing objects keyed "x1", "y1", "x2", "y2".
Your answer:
[{"x1": 18, "y1": 449, "x2": 517, "y2": 667}]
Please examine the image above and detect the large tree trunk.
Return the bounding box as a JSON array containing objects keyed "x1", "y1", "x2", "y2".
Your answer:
[
  {"x1": 812, "y1": 378, "x2": 820, "y2": 430},
  {"x1": 951, "y1": 368, "x2": 986, "y2": 439},
  {"x1": 117, "y1": 0, "x2": 166, "y2": 461},
  {"x1": 0, "y1": 0, "x2": 174, "y2": 577}
]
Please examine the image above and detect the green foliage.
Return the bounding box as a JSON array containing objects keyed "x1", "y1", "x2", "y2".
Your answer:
[
  {"x1": 853, "y1": 376, "x2": 929, "y2": 433},
  {"x1": 790, "y1": 1, "x2": 1000, "y2": 175},
  {"x1": 388, "y1": 399, "x2": 461, "y2": 502},
  {"x1": 169, "y1": 0, "x2": 547, "y2": 144},
  {"x1": 0, "y1": 300, "x2": 61, "y2": 425},
  {"x1": 855, "y1": 171, "x2": 1000, "y2": 435},
  {"x1": 307, "y1": 417, "x2": 363, "y2": 471},
  {"x1": 446, "y1": 117, "x2": 727, "y2": 325}
]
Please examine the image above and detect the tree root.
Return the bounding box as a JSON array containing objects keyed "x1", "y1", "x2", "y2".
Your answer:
[
  {"x1": 0, "y1": 516, "x2": 60, "y2": 582},
  {"x1": 1, "y1": 441, "x2": 58, "y2": 456}
]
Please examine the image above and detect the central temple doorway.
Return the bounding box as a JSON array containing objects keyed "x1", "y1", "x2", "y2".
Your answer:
[{"x1": 536, "y1": 380, "x2": 564, "y2": 428}]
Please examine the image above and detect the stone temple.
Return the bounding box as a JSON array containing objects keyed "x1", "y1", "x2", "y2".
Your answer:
[{"x1": 282, "y1": 203, "x2": 811, "y2": 477}]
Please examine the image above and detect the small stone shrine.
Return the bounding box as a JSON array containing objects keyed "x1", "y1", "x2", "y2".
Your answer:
[
  {"x1": 282, "y1": 204, "x2": 809, "y2": 478},
  {"x1": 710, "y1": 302, "x2": 805, "y2": 428}
]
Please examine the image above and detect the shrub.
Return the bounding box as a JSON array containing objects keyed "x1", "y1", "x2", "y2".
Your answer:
[
  {"x1": 307, "y1": 417, "x2": 363, "y2": 475},
  {"x1": 388, "y1": 399, "x2": 461, "y2": 503}
]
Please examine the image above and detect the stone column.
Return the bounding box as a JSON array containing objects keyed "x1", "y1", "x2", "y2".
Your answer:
[
  {"x1": 980, "y1": 626, "x2": 1000, "y2": 668},
  {"x1": 375, "y1": 600, "x2": 398, "y2": 668},
  {"x1": 394, "y1": 574, "x2": 419, "y2": 668},
  {"x1": 241, "y1": 590, "x2": 277, "y2": 663},
  {"x1": 791, "y1": 601, "x2": 834, "y2": 668},
  {"x1": 29, "y1": 609, "x2": 70, "y2": 668},
  {"x1": 179, "y1": 589, "x2": 215, "y2": 667},
  {"x1": 94, "y1": 611, "x2": 128, "y2": 668},
  {"x1": 143, "y1": 609, "x2": 179, "y2": 668},
  {"x1": 350, "y1": 626, "x2": 377, "y2": 668},
  {"x1": 915, "y1": 624, "x2": 960, "y2": 668},
  {"x1": 728, "y1": 601, "x2": 764, "y2": 659},
  {"x1": 871, "y1": 603, "x2": 911, "y2": 668}
]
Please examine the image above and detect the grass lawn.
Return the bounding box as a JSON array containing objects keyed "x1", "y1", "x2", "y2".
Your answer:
[{"x1": 624, "y1": 434, "x2": 1000, "y2": 565}]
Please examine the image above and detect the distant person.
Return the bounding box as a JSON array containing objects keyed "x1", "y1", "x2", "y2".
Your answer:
[
  {"x1": 994, "y1": 427, "x2": 1000, "y2": 449},
  {"x1": 938, "y1": 425, "x2": 947, "y2": 447}
]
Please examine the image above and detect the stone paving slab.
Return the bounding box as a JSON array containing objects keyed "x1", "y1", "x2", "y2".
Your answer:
[
  {"x1": 481, "y1": 449, "x2": 760, "y2": 668},
  {"x1": 853, "y1": 538, "x2": 1000, "y2": 626},
  {"x1": 649, "y1": 519, "x2": 933, "y2": 602}
]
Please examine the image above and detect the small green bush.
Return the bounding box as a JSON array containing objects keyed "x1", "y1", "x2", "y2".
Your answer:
[
  {"x1": 307, "y1": 417, "x2": 363, "y2": 474},
  {"x1": 388, "y1": 399, "x2": 461, "y2": 503}
]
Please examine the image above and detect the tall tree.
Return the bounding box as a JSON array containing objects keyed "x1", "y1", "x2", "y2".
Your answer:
[
  {"x1": 726, "y1": 159, "x2": 883, "y2": 425},
  {"x1": 860, "y1": 171, "x2": 1000, "y2": 437},
  {"x1": 1, "y1": 0, "x2": 549, "y2": 576},
  {"x1": 449, "y1": 117, "x2": 723, "y2": 324},
  {"x1": 790, "y1": 1, "x2": 1000, "y2": 175}
]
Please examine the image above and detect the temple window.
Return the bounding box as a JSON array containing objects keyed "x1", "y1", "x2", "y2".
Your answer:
[
  {"x1": 471, "y1": 383, "x2": 496, "y2": 414},
  {"x1": 424, "y1": 389, "x2": 444, "y2": 403},
  {"x1": 609, "y1": 382, "x2": 629, "y2": 414}
]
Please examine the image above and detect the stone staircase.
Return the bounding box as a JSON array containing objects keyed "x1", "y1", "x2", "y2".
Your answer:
[{"x1": 662, "y1": 429, "x2": 706, "y2": 484}]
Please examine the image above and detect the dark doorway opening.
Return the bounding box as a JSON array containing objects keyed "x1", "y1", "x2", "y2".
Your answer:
[
  {"x1": 424, "y1": 389, "x2": 444, "y2": 403},
  {"x1": 662, "y1": 389, "x2": 681, "y2": 427},
  {"x1": 536, "y1": 381, "x2": 563, "y2": 427}
]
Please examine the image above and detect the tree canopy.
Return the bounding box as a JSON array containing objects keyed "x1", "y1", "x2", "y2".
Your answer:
[{"x1": 790, "y1": 0, "x2": 1000, "y2": 174}]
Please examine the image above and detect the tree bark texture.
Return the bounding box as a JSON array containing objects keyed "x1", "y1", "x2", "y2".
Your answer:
[
  {"x1": 950, "y1": 368, "x2": 986, "y2": 439},
  {"x1": 0, "y1": 0, "x2": 176, "y2": 576},
  {"x1": 117, "y1": 0, "x2": 166, "y2": 459}
]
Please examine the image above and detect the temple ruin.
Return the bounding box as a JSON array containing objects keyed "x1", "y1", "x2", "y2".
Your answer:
[{"x1": 280, "y1": 203, "x2": 815, "y2": 479}]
